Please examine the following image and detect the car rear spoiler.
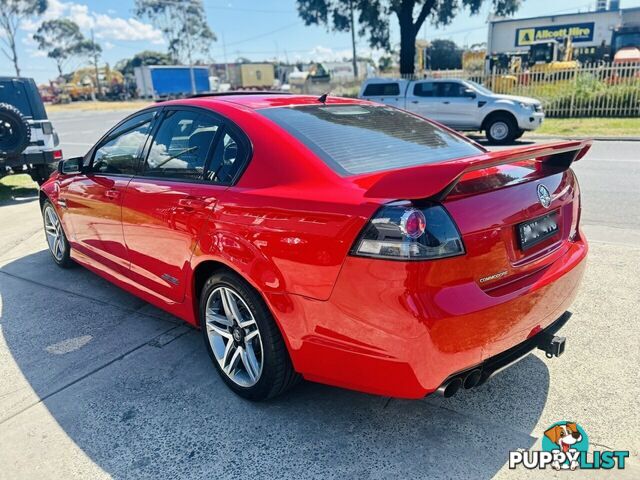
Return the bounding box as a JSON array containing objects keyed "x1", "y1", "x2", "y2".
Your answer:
[{"x1": 360, "y1": 140, "x2": 592, "y2": 201}]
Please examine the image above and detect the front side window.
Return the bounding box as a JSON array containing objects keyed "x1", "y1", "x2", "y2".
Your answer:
[
  {"x1": 92, "y1": 113, "x2": 153, "y2": 175},
  {"x1": 259, "y1": 104, "x2": 482, "y2": 175},
  {"x1": 144, "y1": 110, "x2": 221, "y2": 180}
]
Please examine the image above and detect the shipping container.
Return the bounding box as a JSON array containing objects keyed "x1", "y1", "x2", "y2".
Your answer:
[
  {"x1": 227, "y1": 63, "x2": 275, "y2": 89},
  {"x1": 134, "y1": 66, "x2": 211, "y2": 98}
]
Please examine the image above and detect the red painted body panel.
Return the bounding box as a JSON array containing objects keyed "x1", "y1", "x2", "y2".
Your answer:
[
  {"x1": 121, "y1": 178, "x2": 222, "y2": 303},
  {"x1": 63, "y1": 174, "x2": 132, "y2": 274},
  {"x1": 40, "y1": 94, "x2": 589, "y2": 398}
]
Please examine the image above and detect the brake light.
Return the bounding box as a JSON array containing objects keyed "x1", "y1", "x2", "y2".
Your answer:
[
  {"x1": 351, "y1": 202, "x2": 465, "y2": 260},
  {"x1": 53, "y1": 149, "x2": 63, "y2": 161}
]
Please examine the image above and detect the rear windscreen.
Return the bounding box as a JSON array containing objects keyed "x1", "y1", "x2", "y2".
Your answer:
[{"x1": 259, "y1": 104, "x2": 482, "y2": 175}]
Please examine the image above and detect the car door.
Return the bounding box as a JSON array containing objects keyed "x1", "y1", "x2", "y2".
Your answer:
[
  {"x1": 61, "y1": 110, "x2": 157, "y2": 274},
  {"x1": 406, "y1": 81, "x2": 441, "y2": 120},
  {"x1": 433, "y1": 81, "x2": 479, "y2": 128},
  {"x1": 120, "y1": 107, "x2": 249, "y2": 303}
]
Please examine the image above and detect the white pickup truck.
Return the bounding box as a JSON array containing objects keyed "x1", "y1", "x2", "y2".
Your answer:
[{"x1": 358, "y1": 78, "x2": 544, "y2": 144}]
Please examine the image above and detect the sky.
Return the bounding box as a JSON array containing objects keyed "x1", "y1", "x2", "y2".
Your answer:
[{"x1": 3, "y1": 0, "x2": 640, "y2": 83}]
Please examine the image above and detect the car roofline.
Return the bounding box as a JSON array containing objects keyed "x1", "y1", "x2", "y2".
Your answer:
[{"x1": 187, "y1": 91, "x2": 292, "y2": 99}]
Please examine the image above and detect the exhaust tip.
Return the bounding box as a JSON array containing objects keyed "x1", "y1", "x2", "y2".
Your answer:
[
  {"x1": 463, "y1": 369, "x2": 482, "y2": 389},
  {"x1": 436, "y1": 377, "x2": 463, "y2": 398}
]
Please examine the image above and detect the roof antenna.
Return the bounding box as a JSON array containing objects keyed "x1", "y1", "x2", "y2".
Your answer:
[{"x1": 317, "y1": 92, "x2": 329, "y2": 104}]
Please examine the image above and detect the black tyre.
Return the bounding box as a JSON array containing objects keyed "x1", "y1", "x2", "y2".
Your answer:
[
  {"x1": 485, "y1": 113, "x2": 517, "y2": 145},
  {"x1": 199, "y1": 270, "x2": 299, "y2": 400},
  {"x1": 0, "y1": 103, "x2": 30, "y2": 157},
  {"x1": 42, "y1": 200, "x2": 74, "y2": 268},
  {"x1": 513, "y1": 129, "x2": 525, "y2": 140}
]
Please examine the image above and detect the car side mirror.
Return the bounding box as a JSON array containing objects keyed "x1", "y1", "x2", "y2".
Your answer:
[
  {"x1": 58, "y1": 156, "x2": 83, "y2": 175},
  {"x1": 463, "y1": 88, "x2": 476, "y2": 99}
]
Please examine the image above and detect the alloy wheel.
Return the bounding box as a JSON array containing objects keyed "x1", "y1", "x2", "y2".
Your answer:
[
  {"x1": 44, "y1": 204, "x2": 65, "y2": 261},
  {"x1": 205, "y1": 286, "x2": 264, "y2": 387}
]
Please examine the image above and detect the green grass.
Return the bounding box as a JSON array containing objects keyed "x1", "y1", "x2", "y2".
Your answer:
[
  {"x1": 0, "y1": 174, "x2": 38, "y2": 202},
  {"x1": 533, "y1": 118, "x2": 640, "y2": 137}
]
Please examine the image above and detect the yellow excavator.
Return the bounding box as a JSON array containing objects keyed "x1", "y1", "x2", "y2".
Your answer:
[
  {"x1": 60, "y1": 65, "x2": 125, "y2": 102},
  {"x1": 527, "y1": 37, "x2": 579, "y2": 79}
]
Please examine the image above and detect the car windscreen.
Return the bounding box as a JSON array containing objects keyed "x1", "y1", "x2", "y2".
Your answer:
[{"x1": 258, "y1": 104, "x2": 482, "y2": 175}]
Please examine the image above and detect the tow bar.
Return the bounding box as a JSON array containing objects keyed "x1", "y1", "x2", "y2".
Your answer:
[{"x1": 537, "y1": 332, "x2": 566, "y2": 358}]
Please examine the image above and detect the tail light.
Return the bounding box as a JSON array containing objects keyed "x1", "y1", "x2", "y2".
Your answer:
[
  {"x1": 53, "y1": 149, "x2": 63, "y2": 161},
  {"x1": 350, "y1": 202, "x2": 465, "y2": 260}
]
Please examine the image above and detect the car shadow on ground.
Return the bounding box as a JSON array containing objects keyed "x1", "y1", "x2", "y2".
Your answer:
[
  {"x1": 467, "y1": 136, "x2": 539, "y2": 148},
  {"x1": 0, "y1": 251, "x2": 551, "y2": 479}
]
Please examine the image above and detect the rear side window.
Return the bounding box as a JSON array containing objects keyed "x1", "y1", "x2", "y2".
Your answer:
[
  {"x1": 144, "y1": 110, "x2": 221, "y2": 180},
  {"x1": 435, "y1": 82, "x2": 465, "y2": 97},
  {"x1": 259, "y1": 105, "x2": 481, "y2": 175},
  {"x1": 204, "y1": 131, "x2": 246, "y2": 184},
  {"x1": 413, "y1": 82, "x2": 435, "y2": 97},
  {"x1": 362, "y1": 83, "x2": 400, "y2": 96}
]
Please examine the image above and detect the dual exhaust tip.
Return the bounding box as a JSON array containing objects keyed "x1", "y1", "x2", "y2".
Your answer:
[
  {"x1": 436, "y1": 369, "x2": 483, "y2": 398},
  {"x1": 436, "y1": 334, "x2": 567, "y2": 398}
]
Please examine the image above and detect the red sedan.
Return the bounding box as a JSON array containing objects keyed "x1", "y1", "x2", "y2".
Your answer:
[{"x1": 40, "y1": 94, "x2": 589, "y2": 400}]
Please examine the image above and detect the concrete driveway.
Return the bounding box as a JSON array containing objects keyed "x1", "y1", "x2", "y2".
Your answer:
[{"x1": 0, "y1": 110, "x2": 638, "y2": 479}]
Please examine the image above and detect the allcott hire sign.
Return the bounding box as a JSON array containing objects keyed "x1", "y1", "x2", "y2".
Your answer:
[{"x1": 515, "y1": 22, "x2": 595, "y2": 47}]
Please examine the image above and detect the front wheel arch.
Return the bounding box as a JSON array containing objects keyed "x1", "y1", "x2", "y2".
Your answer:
[
  {"x1": 481, "y1": 110, "x2": 518, "y2": 132},
  {"x1": 482, "y1": 110, "x2": 519, "y2": 144}
]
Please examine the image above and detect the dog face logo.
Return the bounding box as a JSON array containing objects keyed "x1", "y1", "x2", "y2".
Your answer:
[
  {"x1": 510, "y1": 421, "x2": 629, "y2": 471},
  {"x1": 542, "y1": 422, "x2": 588, "y2": 470},
  {"x1": 544, "y1": 422, "x2": 582, "y2": 452}
]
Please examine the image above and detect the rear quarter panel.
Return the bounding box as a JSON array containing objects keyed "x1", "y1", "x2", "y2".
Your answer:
[{"x1": 187, "y1": 98, "x2": 379, "y2": 300}]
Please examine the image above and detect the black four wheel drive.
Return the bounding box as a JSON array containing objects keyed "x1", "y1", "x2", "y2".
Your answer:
[{"x1": 0, "y1": 77, "x2": 61, "y2": 185}]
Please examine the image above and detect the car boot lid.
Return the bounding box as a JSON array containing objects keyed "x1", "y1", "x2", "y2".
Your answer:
[{"x1": 356, "y1": 140, "x2": 592, "y2": 201}]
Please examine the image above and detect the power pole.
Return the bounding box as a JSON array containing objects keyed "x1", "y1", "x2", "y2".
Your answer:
[
  {"x1": 188, "y1": 49, "x2": 196, "y2": 95},
  {"x1": 91, "y1": 29, "x2": 102, "y2": 98},
  {"x1": 349, "y1": 0, "x2": 358, "y2": 79},
  {"x1": 222, "y1": 32, "x2": 229, "y2": 83}
]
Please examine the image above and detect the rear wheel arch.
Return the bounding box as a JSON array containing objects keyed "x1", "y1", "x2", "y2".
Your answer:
[
  {"x1": 192, "y1": 260, "x2": 237, "y2": 310},
  {"x1": 39, "y1": 189, "x2": 49, "y2": 209},
  {"x1": 191, "y1": 259, "x2": 287, "y2": 334}
]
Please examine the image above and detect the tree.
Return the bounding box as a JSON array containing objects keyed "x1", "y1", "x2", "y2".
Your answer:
[
  {"x1": 134, "y1": 0, "x2": 215, "y2": 65},
  {"x1": 428, "y1": 39, "x2": 462, "y2": 70},
  {"x1": 81, "y1": 33, "x2": 103, "y2": 97},
  {"x1": 0, "y1": 0, "x2": 47, "y2": 76},
  {"x1": 33, "y1": 19, "x2": 88, "y2": 77},
  {"x1": 115, "y1": 50, "x2": 174, "y2": 76},
  {"x1": 296, "y1": 0, "x2": 521, "y2": 75},
  {"x1": 378, "y1": 55, "x2": 394, "y2": 72}
]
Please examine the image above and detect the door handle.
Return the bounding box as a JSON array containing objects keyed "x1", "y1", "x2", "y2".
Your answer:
[
  {"x1": 411, "y1": 100, "x2": 419, "y2": 104},
  {"x1": 104, "y1": 189, "x2": 120, "y2": 200},
  {"x1": 442, "y1": 101, "x2": 450, "y2": 104},
  {"x1": 178, "y1": 197, "x2": 208, "y2": 210}
]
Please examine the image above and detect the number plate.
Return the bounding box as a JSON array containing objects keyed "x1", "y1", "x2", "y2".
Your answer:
[{"x1": 518, "y1": 211, "x2": 559, "y2": 251}]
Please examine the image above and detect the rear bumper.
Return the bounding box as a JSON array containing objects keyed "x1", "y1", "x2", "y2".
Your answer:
[
  {"x1": 436, "y1": 310, "x2": 572, "y2": 395},
  {"x1": 268, "y1": 236, "x2": 587, "y2": 399},
  {"x1": 1, "y1": 150, "x2": 57, "y2": 168}
]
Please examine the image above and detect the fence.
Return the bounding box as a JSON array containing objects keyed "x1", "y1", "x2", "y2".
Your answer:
[{"x1": 375, "y1": 63, "x2": 640, "y2": 118}]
